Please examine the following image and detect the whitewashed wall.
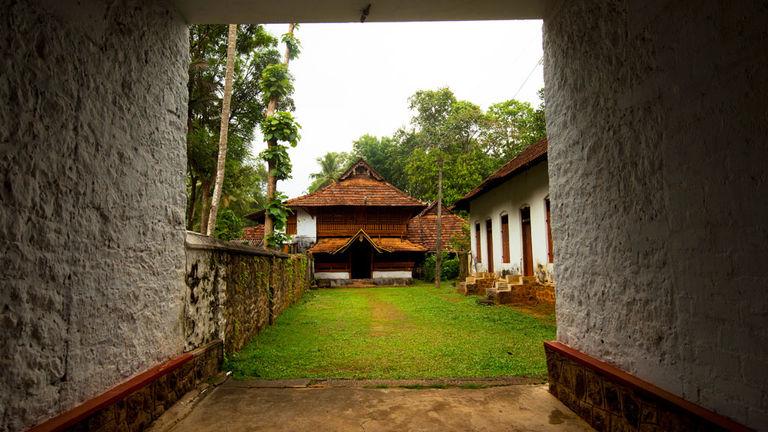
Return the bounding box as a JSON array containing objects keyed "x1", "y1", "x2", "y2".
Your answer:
[
  {"x1": 314, "y1": 272, "x2": 350, "y2": 280},
  {"x1": 468, "y1": 162, "x2": 551, "y2": 277},
  {"x1": 545, "y1": 1, "x2": 768, "y2": 428},
  {"x1": 0, "y1": 1, "x2": 188, "y2": 430},
  {"x1": 372, "y1": 270, "x2": 412, "y2": 279},
  {"x1": 295, "y1": 208, "x2": 316, "y2": 241}
]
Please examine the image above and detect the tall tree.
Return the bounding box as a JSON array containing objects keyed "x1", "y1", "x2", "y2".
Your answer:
[
  {"x1": 206, "y1": 24, "x2": 238, "y2": 236},
  {"x1": 186, "y1": 24, "x2": 280, "y2": 235},
  {"x1": 434, "y1": 157, "x2": 444, "y2": 289},
  {"x1": 260, "y1": 24, "x2": 301, "y2": 248}
]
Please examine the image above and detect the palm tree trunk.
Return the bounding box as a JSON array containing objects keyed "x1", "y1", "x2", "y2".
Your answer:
[
  {"x1": 186, "y1": 174, "x2": 198, "y2": 230},
  {"x1": 264, "y1": 23, "x2": 296, "y2": 246},
  {"x1": 434, "y1": 158, "x2": 444, "y2": 289},
  {"x1": 206, "y1": 24, "x2": 238, "y2": 236},
  {"x1": 199, "y1": 178, "x2": 212, "y2": 233}
]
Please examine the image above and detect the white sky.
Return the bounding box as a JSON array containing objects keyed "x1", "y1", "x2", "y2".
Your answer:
[{"x1": 255, "y1": 20, "x2": 544, "y2": 198}]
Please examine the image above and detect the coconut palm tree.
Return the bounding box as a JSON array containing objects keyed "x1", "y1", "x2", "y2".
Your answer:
[{"x1": 308, "y1": 152, "x2": 350, "y2": 192}]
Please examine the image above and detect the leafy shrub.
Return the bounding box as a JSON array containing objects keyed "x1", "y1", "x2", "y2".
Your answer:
[
  {"x1": 421, "y1": 252, "x2": 459, "y2": 282},
  {"x1": 214, "y1": 208, "x2": 244, "y2": 240}
]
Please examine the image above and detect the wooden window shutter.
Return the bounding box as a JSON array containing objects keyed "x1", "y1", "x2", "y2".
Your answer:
[
  {"x1": 501, "y1": 214, "x2": 510, "y2": 263},
  {"x1": 287, "y1": 213, "x2": 297, "y2": 236},
  {"x1": 545, "y1": 198, "x2": 553, "y2": 263},
  {"x1": 475, "y1": 222, "x2": 482, "y2": 262}
]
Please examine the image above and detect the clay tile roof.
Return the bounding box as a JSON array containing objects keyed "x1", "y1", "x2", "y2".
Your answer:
[
  {"x1": 407, "y1": 202, "x2": 467, "y2": 252},
  {"x1": 309, "y1": 229, "x2": 427, "y2": 254},
  {"x1": 286, "y1": 159, "x2": 426, "y2": 208},
  {"x1": 453, "y1": 138, "x2": 548, "y2": 211},
  {"x1": 307, "y1": 237, "x2": 350, "y2": 254}
]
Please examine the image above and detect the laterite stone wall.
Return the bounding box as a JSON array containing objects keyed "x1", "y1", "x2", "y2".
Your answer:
[{"x1": 184, "y1": 233, "x2": 311, "y2": 354}]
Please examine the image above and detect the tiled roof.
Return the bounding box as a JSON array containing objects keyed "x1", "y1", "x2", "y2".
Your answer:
[
  {"x1": 287, "y1": 160, "x2": 426, "y2": 208},
  {"x1": 309, "y1": 229, "x2": 427, "y2": 254},
  {"x1": 407, "y1": 202, "x2": 467, "y2": 252},
  {"x1": 453, "y1": 138, "x2": 547, "y2": 211}
]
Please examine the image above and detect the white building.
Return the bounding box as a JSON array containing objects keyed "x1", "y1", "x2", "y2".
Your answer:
[{"x1": 453, "y1": 139, "x2": 553, "y2": 281}]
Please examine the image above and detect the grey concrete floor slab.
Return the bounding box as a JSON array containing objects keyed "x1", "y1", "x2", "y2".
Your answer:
[{"x1": 167, "y1": 380, "x2": 593, "y2": 431}]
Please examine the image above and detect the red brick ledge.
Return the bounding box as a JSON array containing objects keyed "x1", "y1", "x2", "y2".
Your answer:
[
  {"x1": 544, "y1": 341, "x2": 752, "y2": 432},
  {"x1": 29, "y1": 340, "x2": 222, "y2": 432}
]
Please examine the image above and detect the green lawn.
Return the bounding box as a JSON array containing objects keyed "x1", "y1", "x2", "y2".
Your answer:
[{"x1": 225, "y1": 282, "x2": 556, "y2": 380}]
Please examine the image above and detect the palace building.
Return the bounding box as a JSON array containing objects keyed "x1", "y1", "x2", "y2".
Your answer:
[{"x1": 247, "y1": 159, "x2": 466, "y2": 286}]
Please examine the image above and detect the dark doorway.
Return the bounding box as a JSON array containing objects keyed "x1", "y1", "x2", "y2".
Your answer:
[
  {"x1": 521, "y1": 207, "x2": 533, "y2": 276},
  {"x1": 349, "y1": 241, "x2": 372, "y2": 279},
  {"x1": 485, "y1": 219, "x2": 494, "y2": 273}
]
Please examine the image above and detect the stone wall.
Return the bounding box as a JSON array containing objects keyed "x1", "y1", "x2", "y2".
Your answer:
[
  {"x1": 184, "y1": 233, "x2": 310, "y2": 354},
  {"x1": 0, "y1": 1, "x2": 188, "y2": 431},
  {"x1": 544, "y1": 0, "x2": 768, "y2": 429},
  {"x1": 545, "y1": 342, "x2": 743, "y2": 432}
]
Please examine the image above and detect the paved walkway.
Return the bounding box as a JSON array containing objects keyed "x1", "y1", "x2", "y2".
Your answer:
[{"x1": 163, "y1": 380, "x2": 592, "y2": 432}]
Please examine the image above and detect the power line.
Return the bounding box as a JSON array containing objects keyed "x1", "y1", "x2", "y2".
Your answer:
[{"x1": 512, "y1": 56, "x2": 543, "y2": 100}]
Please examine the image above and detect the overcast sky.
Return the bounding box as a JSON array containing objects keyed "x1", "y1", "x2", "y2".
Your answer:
[{"x1": 257, "y1": 20, "x2": 544, "y2": 198}]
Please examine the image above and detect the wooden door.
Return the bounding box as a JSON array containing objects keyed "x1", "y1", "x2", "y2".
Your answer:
[
  {"x1": 520, "y1": 207, "x2": 533, "y2": 276},
  {"x1": 349, "y1": 241, "x2": 372, "y2": 279},
  {"x1": 545, "y1": 198, "x2": 553, "y2": 263},
  {"x1": 485, "y1": 219, "x2": 494, "y2": 273}
]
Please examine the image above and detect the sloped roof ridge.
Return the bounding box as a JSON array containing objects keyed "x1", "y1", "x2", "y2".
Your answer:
[
  {"x1": 334, "y1": 229, "x2": 387, "y2": 254},
  {"x1": 415, "y1": 201, "x2": 454, "y2": 217},
  {"x1": 338, "y1": 158, "x2": 385, "y2": 181},
  {"x1": 453, "y1": 138, "x2": 547, "y2": 210},
  {"x1": 286, "y1": 158, "x2": 427, "y2": 207}
]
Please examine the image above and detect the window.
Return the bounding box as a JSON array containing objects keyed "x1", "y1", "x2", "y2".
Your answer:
[
  {"x1": 475, "y1": 222, "x2": 481, "y2": 262},
  {"x1": 545, "y1": 198, "x2": 553, "y2": 263},
  {"x1": 501, "y1": 214, "x2": 510, "y2": 263},
  {"x1": 287, "y1": 213, "x2": 297, "y2": 236}
]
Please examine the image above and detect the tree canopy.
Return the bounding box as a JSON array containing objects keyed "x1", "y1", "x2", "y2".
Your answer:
[
  {"x1": 186, "y1": 24, "x2": 286, "y2": 237},
  {"x1": 307, "y1": 152, "x2": 353, "y2": 193},
  {"x1": 310, "y1": 87, "x2": 546, "y2": 205}
]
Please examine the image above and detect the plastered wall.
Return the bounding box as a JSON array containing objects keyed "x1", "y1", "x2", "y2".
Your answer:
[
  {"x1": 295, "y1": 208, "x2": 317, "y2": 241},
  {"x1": 0, "y1": 1, "x2": 189, "y2": 430},
  {"x1": 469, "y1": 162, "x2": 551, "y2": 278},
  {"x1": 544, "y1": 1, "x2": 768, "y2": 428}
]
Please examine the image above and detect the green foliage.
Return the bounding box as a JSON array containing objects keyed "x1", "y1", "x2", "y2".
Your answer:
[
  {"x1": 352, "y1": 134, "x2": 410, "y2": 191},
  {"x1": 260, "y1": 144, "x2": 293, "y2": 180},
  {"x1": 264, "y1": 192, "x2": 292, "y2": 248},
  {"x1": 449, "y1": 222, "x2": 471, "y2": 252},
  {"x1": 213, "y1": 208, "x2": 244, "y2": 240},
  {"x1": 422, "y1": 252, "x2": 460, "y2": 282},
  {"x1": 307, "y1": 151, "x2": 353, "y2": 192},
  {"x1": 261, "y1": 111, "x2": 301, "y2": 146},
  {"x1": 225, "y1": 284, "x2": 555, "y2": 379},
  {"x1": 187, "y1": 24, "x2": 282, "y2": 230},
  {"x1": 483, "y1": 98, "x2": 546, "y2": 160},
  {"x1": 349, "y1": 87, "x2": 546, "y2": 205},
  {"x1": 259, "y1": 63, "x2": 294, "y2": 102},
  {"x1": 281, "y1": 32, "x2": 301, "y2": 60}
]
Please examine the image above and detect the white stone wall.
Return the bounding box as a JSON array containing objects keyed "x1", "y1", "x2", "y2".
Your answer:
[
  {"x1": 0, "y1": 1, "x2": 188, "y2": 430},
  {"x1": 468, "y1": 162, "x2": 551, "y2": 277},
  {"x1": 372, "y1": 270, "x2": 413, "y2": 279},
  {"x1": 314, "y1": 272, "x2": 350, "y2": 280},
  {"x1": 544, "y1": 1, "x2": 768, "y2": 428},
  {"x1": 295, "y1": 208, "x2": 316, "y2": 241}
]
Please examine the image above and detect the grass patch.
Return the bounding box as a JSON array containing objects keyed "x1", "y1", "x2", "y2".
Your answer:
[{"x1": 225, "y1": 282, "x2": 556, "y2": 380}]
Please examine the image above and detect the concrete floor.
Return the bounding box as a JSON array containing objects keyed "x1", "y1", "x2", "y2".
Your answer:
[{"x1": 165, "y1": 380, "x2": 593, "y2": 432}]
